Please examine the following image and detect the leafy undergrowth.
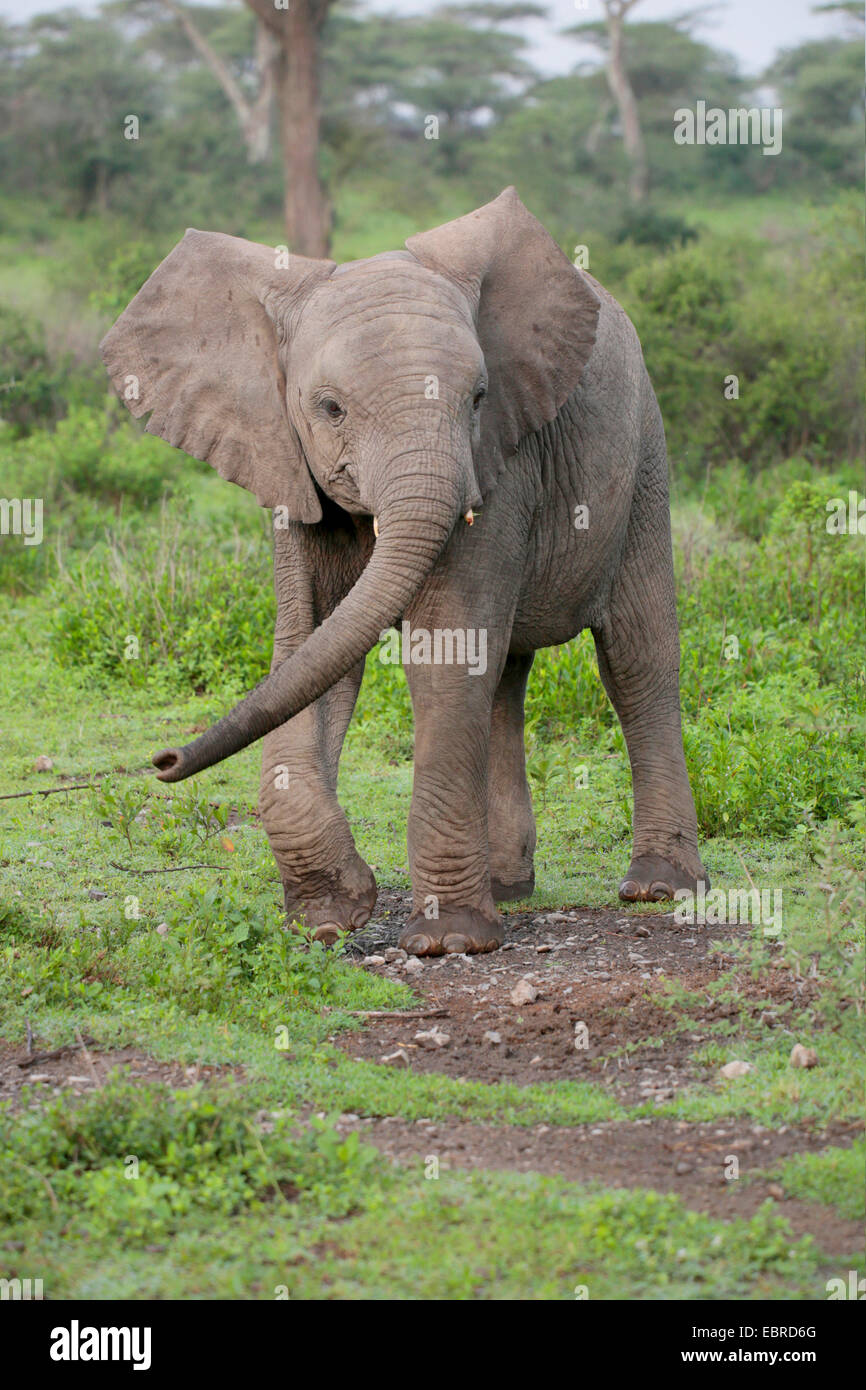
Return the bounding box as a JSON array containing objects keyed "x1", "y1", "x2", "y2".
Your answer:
[{"x1": 0, "y1": 1077, "x2": 829, "y2": 1300}]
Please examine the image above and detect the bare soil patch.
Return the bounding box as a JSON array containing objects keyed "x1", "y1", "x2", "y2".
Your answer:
[{"x1": 0, "y1": 1040, "x2": 239, "y2": 1108}]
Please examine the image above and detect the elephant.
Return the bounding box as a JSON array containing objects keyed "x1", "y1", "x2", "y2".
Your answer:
[{"x1": 101, "y1": 187, "x2": 709, "y2": 957}]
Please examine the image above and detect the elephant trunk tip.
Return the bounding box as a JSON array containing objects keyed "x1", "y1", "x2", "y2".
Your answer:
[{"x1": 153, "y1": 747, "x2": 187, "y2": 782}]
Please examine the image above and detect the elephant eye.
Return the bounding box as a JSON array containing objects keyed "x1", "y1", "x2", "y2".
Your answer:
[
  {"x1": 472, "y1": 388, "x2": 487, "y2": 411},
  {"x1": 321, "y1": 397, "x2": 345, "y2": 423}
]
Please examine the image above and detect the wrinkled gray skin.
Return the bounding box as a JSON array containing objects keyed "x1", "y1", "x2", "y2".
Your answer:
[{"x1": 102, "y1": 188, "x2": 708, "y2": 956}]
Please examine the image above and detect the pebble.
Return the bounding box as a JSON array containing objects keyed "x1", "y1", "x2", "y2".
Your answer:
[
  {"x1": 33, "y1": 755, "x2": 54, "y2": 772},
  {"x1": 767, "y1": 1183, "x2": 785, "y2": 1200},
  {"x1": 720, "y1": 1060, "x2": 752, "y2": 1079},
  {"x1": 155, "y1": 923, "x2": 169, "y2": 936},
  {"x1": 635, "y1": 925, "x2": 650, "y2": 938},
  {"x1": 26, "y1": 1073, "x2": 53, "y2": 1084},
  {"x1": 413, "y1": 1026, "x2": 450, "y2": 1049},
  {"x1": 529, "y1": 1055, "x2": 543, "y2": 1065},
  {"x1": 789, "y1": 1043, "x2": 818, "y2": 1069},
  {"x1": 380, "y1": 1048, "x2": 410, "y2": 1067},
  {"x1": 87, "y1": 889, "x2": 109, "y2": 901},
  {"x1": 402, "y1": 956, "x2": 423, "y2": 975},
  {"x1": 361, "y1": 955, "x2": 386, "y2": 967},
  {"x1": 384, "y1": 947, "x2": 407, "y2": 963},
  {"x1": 675, "y1": 1161, "x2": 693, "y2": 1175},
  {"x1": 483, "y1": 1030, "x2": 502, "y2": 1045},
  {"x1": 510, "y1": 978, "x2": 540, "y2": 1006}
]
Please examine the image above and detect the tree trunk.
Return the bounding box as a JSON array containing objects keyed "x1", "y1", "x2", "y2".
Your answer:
[
  {"x1": 275, "y1": 3, "x2": 331, "y2": 257},
  {"x1": 604, "y1": 0, "x2": 648, "y2": 204}
]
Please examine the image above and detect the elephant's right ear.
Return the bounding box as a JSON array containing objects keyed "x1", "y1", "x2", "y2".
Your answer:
[{"x1": 100, "y1": 230, "x2": 336, "y2": 522}]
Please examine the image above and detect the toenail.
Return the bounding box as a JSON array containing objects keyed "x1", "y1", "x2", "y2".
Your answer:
[
  {"x1": 619, "y1": 879, "x2": 641, "y2": 900},
  {"x1": 649, "y1": 881, "x2": 673, "y2": 901},
  {"x1": 443, "y1": 933, "x2": 468, "y2": 954},
  {"x1": 313, "y1": 923, "x2": 340, "y2": 945},
  {"x1": 403, "y1": 934, "x2": 432, "y2": 956}
]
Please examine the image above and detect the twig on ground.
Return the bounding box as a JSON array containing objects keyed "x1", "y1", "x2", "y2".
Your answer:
[
  {"x1": 17, "y1": 1037, "x2": 97, "y2": 1069},
  {"x1": 325, "y1": 1007, "x2": 449, "y2": 1020},
  {"x1": 0, "y1": 783, "x2": 93, "y2": 801}
]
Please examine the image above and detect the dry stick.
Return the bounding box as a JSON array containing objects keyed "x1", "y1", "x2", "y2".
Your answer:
[
  {"x1": 0, "y1": 783, "x2": 93, "y2": 801},
  {"x1": 25, "y1": 1018, "x2": 34, "y2": 1055},
  {"x1": 109, "y1": 860, "x2": 234, "y2": 874},
  {"x1": 17, "y1": 1037, "x2": 97, "y2": 1070},
  {"x1": 327, "y1": 1007, "x2": 449, "y2": 1020}
]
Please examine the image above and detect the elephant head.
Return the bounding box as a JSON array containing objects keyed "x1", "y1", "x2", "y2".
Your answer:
[{"x1": 100, "y1": 188, "x2": 600, "y2": 781}]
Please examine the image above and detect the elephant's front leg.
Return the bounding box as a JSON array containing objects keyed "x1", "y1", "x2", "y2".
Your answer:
[
  {"x1": 259, "y1": 669, "x2": 377, "y2": 943},
  {"x1": 258, "y1": 520, "x2": 377, "y2": 943},
  {"x1": 399, "y1": 654, "x2": 503, "y2": 957}
]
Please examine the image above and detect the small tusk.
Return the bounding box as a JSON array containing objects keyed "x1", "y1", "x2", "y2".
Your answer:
[
  {"x1": 464, "y1": 509, "x2": 474, "y2": 525},
  {"x1": 373, "y1": 516, "x2": 379, "y2": 538}
]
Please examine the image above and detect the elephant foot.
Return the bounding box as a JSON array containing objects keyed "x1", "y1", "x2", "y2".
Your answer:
[
  {"x1": 618, "y1": 852, "x2": 710, "y2": 904},
  {"x1": 399, "y1": 904, "x2": 503, "y2": 957},
  {"x1": 284, "y1": 862, "x2": 378, "y2": 945},
  {"x1": 491, "y1": 869, "x2": 535, "y2": 902}
]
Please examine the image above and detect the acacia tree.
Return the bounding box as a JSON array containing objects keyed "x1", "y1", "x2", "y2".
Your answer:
[
  {"x1": 570, "y1": 0, "x2": 648, "y2": 203},
  {"x1": 159, "y1": 0, "x2": 278, "y2": 163}
]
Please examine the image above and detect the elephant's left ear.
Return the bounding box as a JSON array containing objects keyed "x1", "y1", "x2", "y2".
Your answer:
[{"x1": 406, "y1": 187, "x2": 601, "y2": 489}]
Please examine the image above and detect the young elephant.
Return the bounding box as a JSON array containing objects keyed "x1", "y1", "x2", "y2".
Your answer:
[{"x1": 101, "y1": 187, "x2": 709, "y2": 956}]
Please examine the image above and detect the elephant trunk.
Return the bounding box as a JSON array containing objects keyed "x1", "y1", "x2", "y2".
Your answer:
[{"x1": 152, "y1": 464, "x2": 462, "y2": 781}]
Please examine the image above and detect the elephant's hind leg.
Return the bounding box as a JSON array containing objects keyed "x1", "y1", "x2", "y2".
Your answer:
[
  {"x1": 488, "y1": 652, "x2": 537, "y2": 901},
  {"x1": 593, "y1": 434, "x2": 709, "y2": 904}
]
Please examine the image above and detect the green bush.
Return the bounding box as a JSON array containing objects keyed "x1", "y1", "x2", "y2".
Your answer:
[
  {"x1": 48, "y1": 512, "x2": 275, "y2": 694},
  {"x1": 0, "y1": 404, "x2": 185, "y2": 594},
  {"x1": 0, "y1": 305, "x2": 60, "y2": 434},
  {"x1": 620, "y1": 197, "x2": 865, "y2": 474}
]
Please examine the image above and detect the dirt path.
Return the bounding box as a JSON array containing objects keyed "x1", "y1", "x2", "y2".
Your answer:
[{"x1": 332, "y1": 890, "x2": 862, "y2": 1256}]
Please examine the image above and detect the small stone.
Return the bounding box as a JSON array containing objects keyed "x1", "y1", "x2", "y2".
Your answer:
[
  {"x1": 414, "y1": 1026, "x2": 450, "y2": 1049},
  {"x1": 529, "y1": 1054, "x2": 543, "y2": 1065},
  {"x1": 536, "y1": 943, "x2": 554, "y2": 953},
  {"x1": 384, "y1": 947, "x2": 407, "y2": 963},
  {"x1": 64, "y1": 1075, "x2": 92, "y2": 1086},
  {"x1": 402, "y1": 956, "x2": 424, "y2": 975},
  {"x1": 546, "y1": 912, "x2": 568, "y2": 923},
  {"x1": 87, "y1": 889, "x2": 109, "y2": 901},
  {"x1": 380, "y1": 1048, "x2": 410, "y2": 1067},
  {"x1": 510, "y1": 978, "x2": 540, "y2": 1006},
  {"x1": 26, "y1": 1073, "x2": 53, "y2": 1084},
  {"x1": 33, "y1": 755, "x2": 54, "y2": 772},
  {"x1": 789, "y1": 1043, "x2": 818, "y2": 1069},
  {"x1": 361, "y1": 955, "x2": 386, "y2": 967},
  {"x1": 675, "y1": 1160, "x2": 693, "y2": 1175},
  {"x1": 155, "y1": 922, "x2": 169, "y2": 936},
  {"x1": 720, "y1": 1060, "x2": 752, "y2": 1079},
  {"x1": 767, "y1": 1183, "x2": 785, "y2": 1200},
  {"x1": 635, "y1": 924, "x2": 650, "y2": 938},
  {"x1": 483, "y1": 1030, "x2": 502, "y2": 1045}
]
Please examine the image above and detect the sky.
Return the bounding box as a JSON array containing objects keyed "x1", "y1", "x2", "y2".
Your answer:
[{"x1": 0, "y1": 0, "x2": 851, "y2": 78}]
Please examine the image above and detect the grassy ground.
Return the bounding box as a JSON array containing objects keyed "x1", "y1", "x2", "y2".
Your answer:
[{"x1": 0, "y1": 576, "x2": 862, "y2": 1298}]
